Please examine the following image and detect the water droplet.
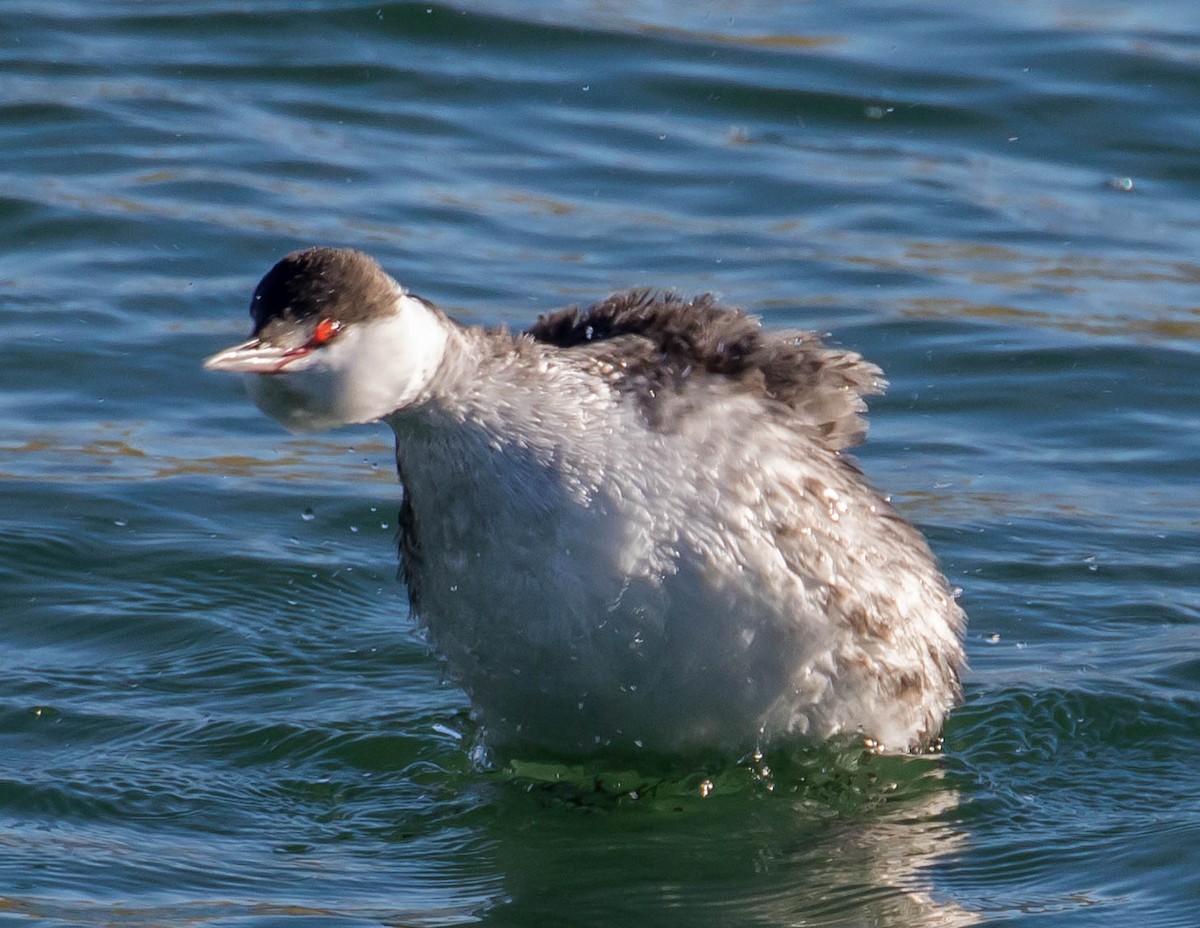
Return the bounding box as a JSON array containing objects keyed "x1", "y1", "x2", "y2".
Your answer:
[{"x1": 431, "y1": 722, "x2": 463, "y2": 741}]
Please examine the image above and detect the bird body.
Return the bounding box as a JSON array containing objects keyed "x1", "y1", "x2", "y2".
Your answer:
[{"x1": 205, "y1": 248, "x2": 965, "y2": 759}]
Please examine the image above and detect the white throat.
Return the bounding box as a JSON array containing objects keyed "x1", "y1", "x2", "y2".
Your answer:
[{"x1": 248, "y1": 293, "x2": 451, "y2": 432}]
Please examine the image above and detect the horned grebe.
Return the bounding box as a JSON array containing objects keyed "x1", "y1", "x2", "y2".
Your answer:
[{"x1": 205, "y1": 247, "x2": 965, "y2": 759}]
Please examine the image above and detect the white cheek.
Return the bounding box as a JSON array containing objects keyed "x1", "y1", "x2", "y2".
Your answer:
[
  {"x1": 246, "y1": 368, "x2": 343, "y2": 432},
  {"x1": 248, "y1": 295, "x2": 450, "y2": 432},
  {"x1": 326, "y1": 299, "x2": 449, "y2": 422}
]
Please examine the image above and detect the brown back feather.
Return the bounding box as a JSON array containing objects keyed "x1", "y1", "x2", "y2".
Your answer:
[{"x1": 527, "y1": 290, "x2": 885, "y2": 450}]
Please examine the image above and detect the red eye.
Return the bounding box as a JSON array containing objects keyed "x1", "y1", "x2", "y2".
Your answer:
[{"x1": 311, "y1": 318, "x2": 341, "y2": 346}]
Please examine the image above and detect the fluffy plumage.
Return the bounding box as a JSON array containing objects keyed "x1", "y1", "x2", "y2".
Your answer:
[
  {"x1": 206, "y1": 248, "x2": 967, "y2": 761},
  {"x1": 527, "y1": 290, "x2": 884, "y2": 448}
]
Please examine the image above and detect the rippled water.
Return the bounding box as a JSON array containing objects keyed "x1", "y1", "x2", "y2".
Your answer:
[{"x1": 3, "y1": 2, "x2": 1199, "y2": 925}]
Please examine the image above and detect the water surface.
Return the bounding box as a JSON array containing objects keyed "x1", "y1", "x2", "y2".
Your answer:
[{"x1": 2, "y1": 2, "x2": 1199, "y2": 925}]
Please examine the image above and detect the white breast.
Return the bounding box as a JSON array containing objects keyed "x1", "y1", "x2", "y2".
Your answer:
[{"x1": 388, "y1": 347, "x2": 963, "y2": 758}]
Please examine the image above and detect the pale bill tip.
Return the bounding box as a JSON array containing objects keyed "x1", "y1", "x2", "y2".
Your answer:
[{"x1": 203, "y1": 339, "x2": 297, "y2": 374}]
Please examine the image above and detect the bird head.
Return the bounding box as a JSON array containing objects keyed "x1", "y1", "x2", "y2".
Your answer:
[{"x1": 204, "y1": 248, "x2": 449, "y2": 432}]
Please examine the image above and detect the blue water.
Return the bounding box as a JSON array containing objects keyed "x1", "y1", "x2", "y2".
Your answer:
[{"x1": 3, "y1": 2, "x2": 1199, "y2": 925}]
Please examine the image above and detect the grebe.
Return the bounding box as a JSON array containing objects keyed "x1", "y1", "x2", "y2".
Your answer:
[{"x1": 205, "y1": 247, "x2": 965, "y2": 758}]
